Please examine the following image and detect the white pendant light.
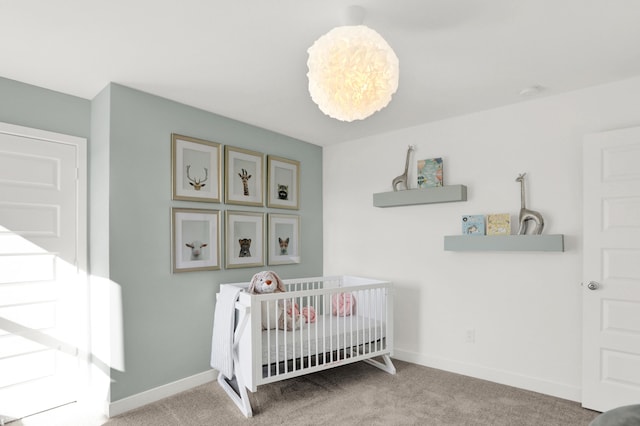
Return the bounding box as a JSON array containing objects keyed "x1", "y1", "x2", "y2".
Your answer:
[{"x1": 307, "y1": 6, "x2": 399, "y2": 122}]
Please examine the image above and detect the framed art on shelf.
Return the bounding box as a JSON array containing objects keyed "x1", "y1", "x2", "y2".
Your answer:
[
  {"x1": 224, "y1": 146, "x2": 264, "y2": 207},
  {"x1": 417, "y1": 157, "x2": 443, "y2": 188},
  {"x1": 172, "y1": 208, "x2": 221, "y2": 272},
  {"x1": 462, "y1": 215, "x2": 485, "y2": 235},
  {"x1": 225, "y1": 210, "x2": 265, "y2": 269},
  {"x1": 268, "y1": 214, "x2": 300, "y2": 265},
  {"x1": 172, "y1": 134, "x2": 221, "y2": 202},
  {"x1": 267, "y1": 156, "x2": 300, "y2": 209},
  {"x1": 487, "y1": 213, "x2": 511, "y2": 235}
]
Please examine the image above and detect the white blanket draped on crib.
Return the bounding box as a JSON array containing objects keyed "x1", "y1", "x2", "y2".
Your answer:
[{"x1": 210, "y1": 285, "x2": 242, "y2": 379}]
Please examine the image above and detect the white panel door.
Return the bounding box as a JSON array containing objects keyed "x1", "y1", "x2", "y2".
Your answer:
[
  {"x1": 582, "y1": 126, "x2": 640, "y2": 412},
  {"x1": 0, "y1": 123, "x2": 87, "y2": 422}
]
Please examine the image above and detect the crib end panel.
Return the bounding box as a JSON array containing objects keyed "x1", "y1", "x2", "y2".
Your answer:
[{"x1": 236, "y1": 293, "x2": 261, "y2": 392}]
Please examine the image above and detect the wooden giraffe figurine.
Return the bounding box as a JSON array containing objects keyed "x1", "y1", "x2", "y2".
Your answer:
[
  {"x1": 516, "y1": 173, "x2": 544, "y2": 235},
  {"x1": 392, "y1": 145, "x2": 415, "y2": 191},
  {"x1": 239, "y1": 169, "x2": 251, "y2": 196}
]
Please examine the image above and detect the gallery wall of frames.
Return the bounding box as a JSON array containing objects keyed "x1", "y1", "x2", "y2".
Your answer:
[{"x1": 170, "y1": 133, "x2": 301, "y2": 272}]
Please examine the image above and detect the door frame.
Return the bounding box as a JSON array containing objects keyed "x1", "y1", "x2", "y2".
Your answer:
[
  {"x1": 581, "y1": 126, "x2": 640, "y2": 412},
  {"x1": 0, "y1": 120, "x2": 89, "y2": 386}
]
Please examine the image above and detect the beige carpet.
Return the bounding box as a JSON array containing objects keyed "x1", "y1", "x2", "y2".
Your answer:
[{"x1": 103, "y1": 359, "x2": 599, "y2": 425}]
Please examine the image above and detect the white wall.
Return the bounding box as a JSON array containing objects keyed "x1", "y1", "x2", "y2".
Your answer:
[{"x1": 323, "y1": 75, "x2": 640, "y2": 401}]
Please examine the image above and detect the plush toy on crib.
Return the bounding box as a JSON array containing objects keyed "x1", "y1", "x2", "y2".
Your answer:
[{"x1": 247, "y1": 271, "x2": 315, "y2": 331}]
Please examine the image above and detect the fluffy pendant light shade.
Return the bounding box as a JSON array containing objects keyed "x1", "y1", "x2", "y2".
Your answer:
[{"x1": 307, "y1": 24, "x2": 399, "y2": 122}]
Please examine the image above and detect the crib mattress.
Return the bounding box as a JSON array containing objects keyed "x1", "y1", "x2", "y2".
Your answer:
[{"x1": 261, "y1": 314, "x2": 385, "y2": 365}]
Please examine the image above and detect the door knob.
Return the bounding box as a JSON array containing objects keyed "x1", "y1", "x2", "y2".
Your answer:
[{"x1": 587, "y1": 281, "x2": 600, "y2": 290}]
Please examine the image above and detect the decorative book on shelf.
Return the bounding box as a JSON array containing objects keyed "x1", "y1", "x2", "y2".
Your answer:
[
  {"x1": 486, "y1": 213, "x2": 511, "y2": 235},
  {"x1": 417, "y1": 157, "x2": 443, "y2": 188},
  {"x1": 462, "y1": 215, "x2": 485, "y2": 235}
]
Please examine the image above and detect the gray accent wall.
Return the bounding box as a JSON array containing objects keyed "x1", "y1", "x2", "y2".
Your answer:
[
  {"x1": 1, "y1": 77, "x2": 323, "y2": 402},
  {"x1": 102, "y1": 84, "x2": 323, "y2": 400},
  {"x1": 0, "y1": 76, "x2": 90, "y2": 138}
]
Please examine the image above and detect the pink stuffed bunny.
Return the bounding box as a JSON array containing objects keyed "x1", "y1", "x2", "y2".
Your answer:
[
  {"x1": 248, "y1": 270, "x2": 285, "y2": 294},
  {"x1": 248, "y1": 271, "x2": 318, "y2": 329},
  {"x1": 248, "y1": 271, "x2": 302, "y2": 331}
]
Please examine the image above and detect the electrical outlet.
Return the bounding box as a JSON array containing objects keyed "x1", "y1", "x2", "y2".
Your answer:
[{"x1": 465, "y1": 329, "x2": 476, "y2": 343}]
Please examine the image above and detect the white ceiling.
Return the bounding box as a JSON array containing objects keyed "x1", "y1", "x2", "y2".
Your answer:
[{"x1": 2, "y1": 1, "x2": 640, "y2": 146}]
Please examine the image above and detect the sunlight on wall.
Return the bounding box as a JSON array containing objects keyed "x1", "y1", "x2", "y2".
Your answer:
[{"x1": 89, "y1": 275, "x2": 125, "y2": 373}]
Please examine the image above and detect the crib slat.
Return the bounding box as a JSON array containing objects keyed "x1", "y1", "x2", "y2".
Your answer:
[
  {"x1": 373, "y1": 288, "x2": 377, "y2": 352},
  {"x1": 266, "y1": 300, "x2": 271, "y2": 377},
  {"x1": 307, "y1": 295, "x2": 318, "y2": 366},
  {"x1": 367, "y1": 292, "x2": 371, "y2": 353},
  {"x1": 275, "y1": 300, "x2": 280, "y2": 376}
]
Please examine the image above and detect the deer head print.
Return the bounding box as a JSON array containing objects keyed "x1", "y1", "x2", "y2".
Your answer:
[{"x1": 186, "y1": 165, "x2": 208, "y2": 190}]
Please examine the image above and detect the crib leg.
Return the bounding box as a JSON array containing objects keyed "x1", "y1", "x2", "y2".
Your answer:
[
  {"x1": 217, "y1": 372, "x2": 253, "y2": 417},
  {"x1": 362, "y1": 354, "x2": 396, "y2": 375}
]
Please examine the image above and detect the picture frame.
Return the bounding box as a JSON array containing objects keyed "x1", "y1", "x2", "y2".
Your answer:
[
  {"x1": 267, "y1": 156, "x2": 300, "y2": 209},
  {"x1": 417, "y1": 157, "x2": 443, "y2": 188},
  {"x1": 224, "y1": 146, "x2": 264, "y2": 206},
  {"x1": 268, "y1": 214, "x2": 300, "y2": 265},
  {"x1": 462, "y1": 215, "x2": 485, "y2": 235},
  {"x1": 487, "y1": 213, "x2": 512, "y2": 236},
  {"x1": 225, "y1": 210, "x2": 265, "y2": 269},
  {"x1": 172, "y1": 208, "x2": 221, "y2": 272},
  {"x1": 171, "y1": 134, "x2": 221, "y2": 202}
]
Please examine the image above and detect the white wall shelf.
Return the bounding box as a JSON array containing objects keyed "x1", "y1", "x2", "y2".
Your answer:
[
  {"x1": 373, "y1": 185, "x2": 467, "y2": 208},
  {"x1": 444, "y1": 234, "x2": 565, "y2": 252}
]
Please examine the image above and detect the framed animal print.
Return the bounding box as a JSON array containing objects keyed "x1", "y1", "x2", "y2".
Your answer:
[
  {"x1": 224, "y1": 146, "x2": 264, "y2": 207},
  {"x1": 172, "y1": 134, "x2": 221, "y2": 202},
  {"x1": 268, "y1": 214, "x2": 300, "y2": 265},
  {"x1": 225, "y1": 210, "x2": 265, "y2": 269},
  {"x1": 267, "y1": 156, "x2": 299, "y2": 210},
  {"x1": 172, "y1": 208, "x2": 221, "y2": 272}
]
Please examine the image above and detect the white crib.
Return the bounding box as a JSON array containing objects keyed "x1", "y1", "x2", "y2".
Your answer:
[{"x1": 214, "y1": 275, "x2": 395, "y2": 417}]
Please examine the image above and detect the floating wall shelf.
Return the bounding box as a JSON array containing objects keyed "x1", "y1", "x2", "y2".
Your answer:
[
  {"x1": 373, "y1": 185, "x2": 467, "y2": 208},
  {"x1": 444, "y1": 234, "x2": 565, "y2": 252}
]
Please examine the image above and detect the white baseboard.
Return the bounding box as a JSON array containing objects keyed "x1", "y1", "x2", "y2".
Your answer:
[
  {"x1": 108, "y1": 369, "x2": 217, "y2": 417},
  {"x1": 393, "y1": 348, "x2": 581, "y2": 402}
]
